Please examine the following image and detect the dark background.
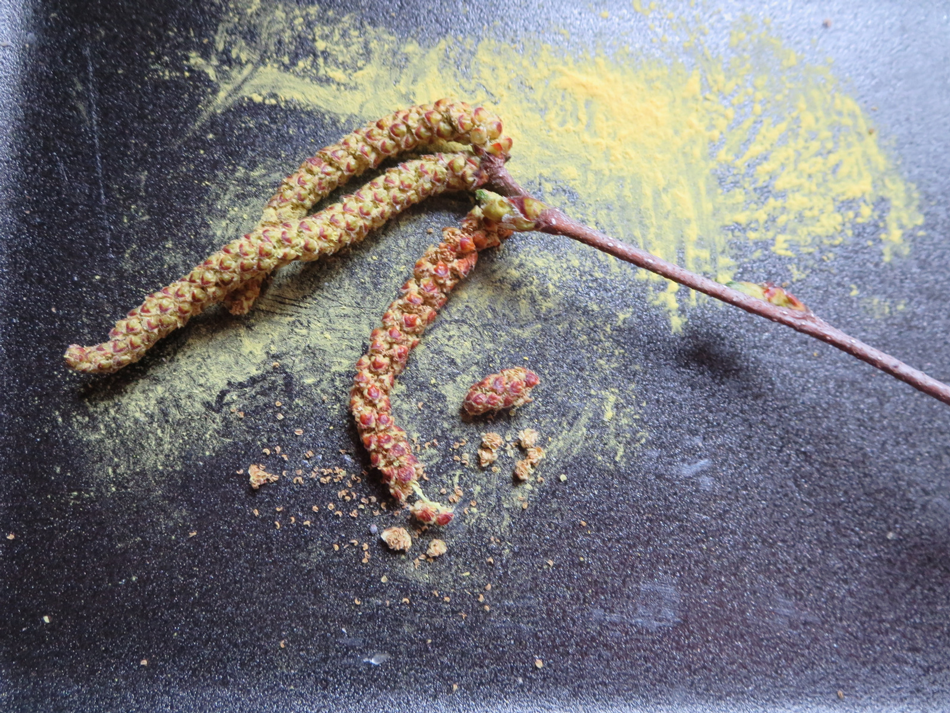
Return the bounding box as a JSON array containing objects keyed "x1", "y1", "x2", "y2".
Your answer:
[{"x1": 2, "y1": 1, "x2": 949, "y2": 711}]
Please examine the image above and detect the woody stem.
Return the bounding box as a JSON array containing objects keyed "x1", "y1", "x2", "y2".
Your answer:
[{"x1": 480, "y1": 155, "x2": 950, "y2": 407}]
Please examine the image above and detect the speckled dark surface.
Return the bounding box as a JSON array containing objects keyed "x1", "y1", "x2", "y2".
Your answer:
[{"x1": 2, "y1": 1, "x2": 949, "y2": 711}]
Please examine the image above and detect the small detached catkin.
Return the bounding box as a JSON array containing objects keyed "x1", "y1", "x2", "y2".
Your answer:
[{"x1": 462, "y1": 367, "x2": 540, "y2": 416}]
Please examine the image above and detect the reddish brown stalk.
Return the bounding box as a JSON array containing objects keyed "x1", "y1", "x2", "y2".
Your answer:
[{"x1": 480, "y1": 154, "x2": 950, "y2": 407}]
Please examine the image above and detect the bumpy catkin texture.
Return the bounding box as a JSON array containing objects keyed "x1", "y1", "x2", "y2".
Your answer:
[
  {"x1": 222, "y1": 274, "x2": 267, "y2": 316},
  {"x1": 350, "y1": 213, "x2": 509, "y2": 521},
  {"x1": 222, "y1": 99, "x2": 512, "y2": 312},
  {"x1": 64, "y1": 153, "x2": 484, "y2": 374},
  {"x1": 65, "y1": 99, "x2": 512, "y2": 374},
  {"x1": 462, "y1": 367, "x2": 540, "y2": 415},
  {"x1": 261, "y1": 98, "x2": 512, "y2": 225}
]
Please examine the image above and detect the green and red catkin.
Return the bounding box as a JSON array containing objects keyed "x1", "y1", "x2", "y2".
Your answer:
[
  {"x1": 350, "y1": 212, "x2": 510, "y2": 523},
  {"x1": 64, "y1": 100, "x2": 511, "y2": 374},
  {"x1": 65, "y1": 153, "x2": 483, "y2": 373},
  {"x1": 463, "y1": 367, "x2": 540, "y2": 415},
  {"x1": 261, "y1": 99, "x2": 511, "y2": 225}
]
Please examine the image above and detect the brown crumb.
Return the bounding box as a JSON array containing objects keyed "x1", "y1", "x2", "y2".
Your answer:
[
  {"x1": 294, "y1": 429, "x2": 303, "y2": 436},
  {"x1": 514, "y1": 460, "x2": 533, "y2": 482},
  {"x1": 426, "y1": 539, "x2": 447, "y2": 558},
  {"x1": 822, "y1": 18, "x2": 831, "y2": 28},
  {"x1": 478, "y1": 432, "x2": 504, "y2": 467},
  {"x1": 279, "y1": 640, "x2": 286, "y2": 649},
  {"x1": 140, "y1": 659, "x2": 148, "y2": 666},
  {"x1": 535, "y1": 658, "x2": 544, "y2": 669},
  {"x1": 837, "y1": 690, "x2": 844, "y2": 699},
  {"x1": 381, "y1": 527, "x2": 412, "y2": 552},
  {"x1": 524, "y1": 446, "x2": 544, "y2": 467},
  {"x1": 6, "y1": 533, "x2": 15, "y2": 540},
  {"x1": 248, "y1": 464, "x2": 279, "y2": 489},
  {"x1": 518, "y1": 428, "x2": 540, "y2": 449},
  {"x1": 483, "y1": 433, "x2": 503, "y2": 449}
]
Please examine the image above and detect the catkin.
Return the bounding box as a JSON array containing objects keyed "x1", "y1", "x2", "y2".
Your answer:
[
  {"x1": 262, "y1": 99, "x2": 511, "y2": 225},
  {"x1": 65, "y1": 98, "x2": 512, "y2": 374},
  {"x1": 463, "y1": 367, "x2": 540, "y2": 415},
  {"x1": 350, "y1": 212, "x2": 509, "y2": 520},
  {"x1": 65, "y1": 153, "x2": 483, "y2": 373}
]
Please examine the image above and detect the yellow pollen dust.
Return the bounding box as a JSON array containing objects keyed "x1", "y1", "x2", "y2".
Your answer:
[{"x1": 187, "y1": 2, "x2": 921, "y2": 330}]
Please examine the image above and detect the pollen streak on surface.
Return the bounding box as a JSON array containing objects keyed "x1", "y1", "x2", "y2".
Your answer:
[{"x1": 189, "y1": 1, "x2": 922, "y2": 328}]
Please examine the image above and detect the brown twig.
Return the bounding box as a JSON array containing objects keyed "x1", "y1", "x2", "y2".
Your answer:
[{"x1": 480, "y1": 154, "x2": 950, "y2": 407}]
